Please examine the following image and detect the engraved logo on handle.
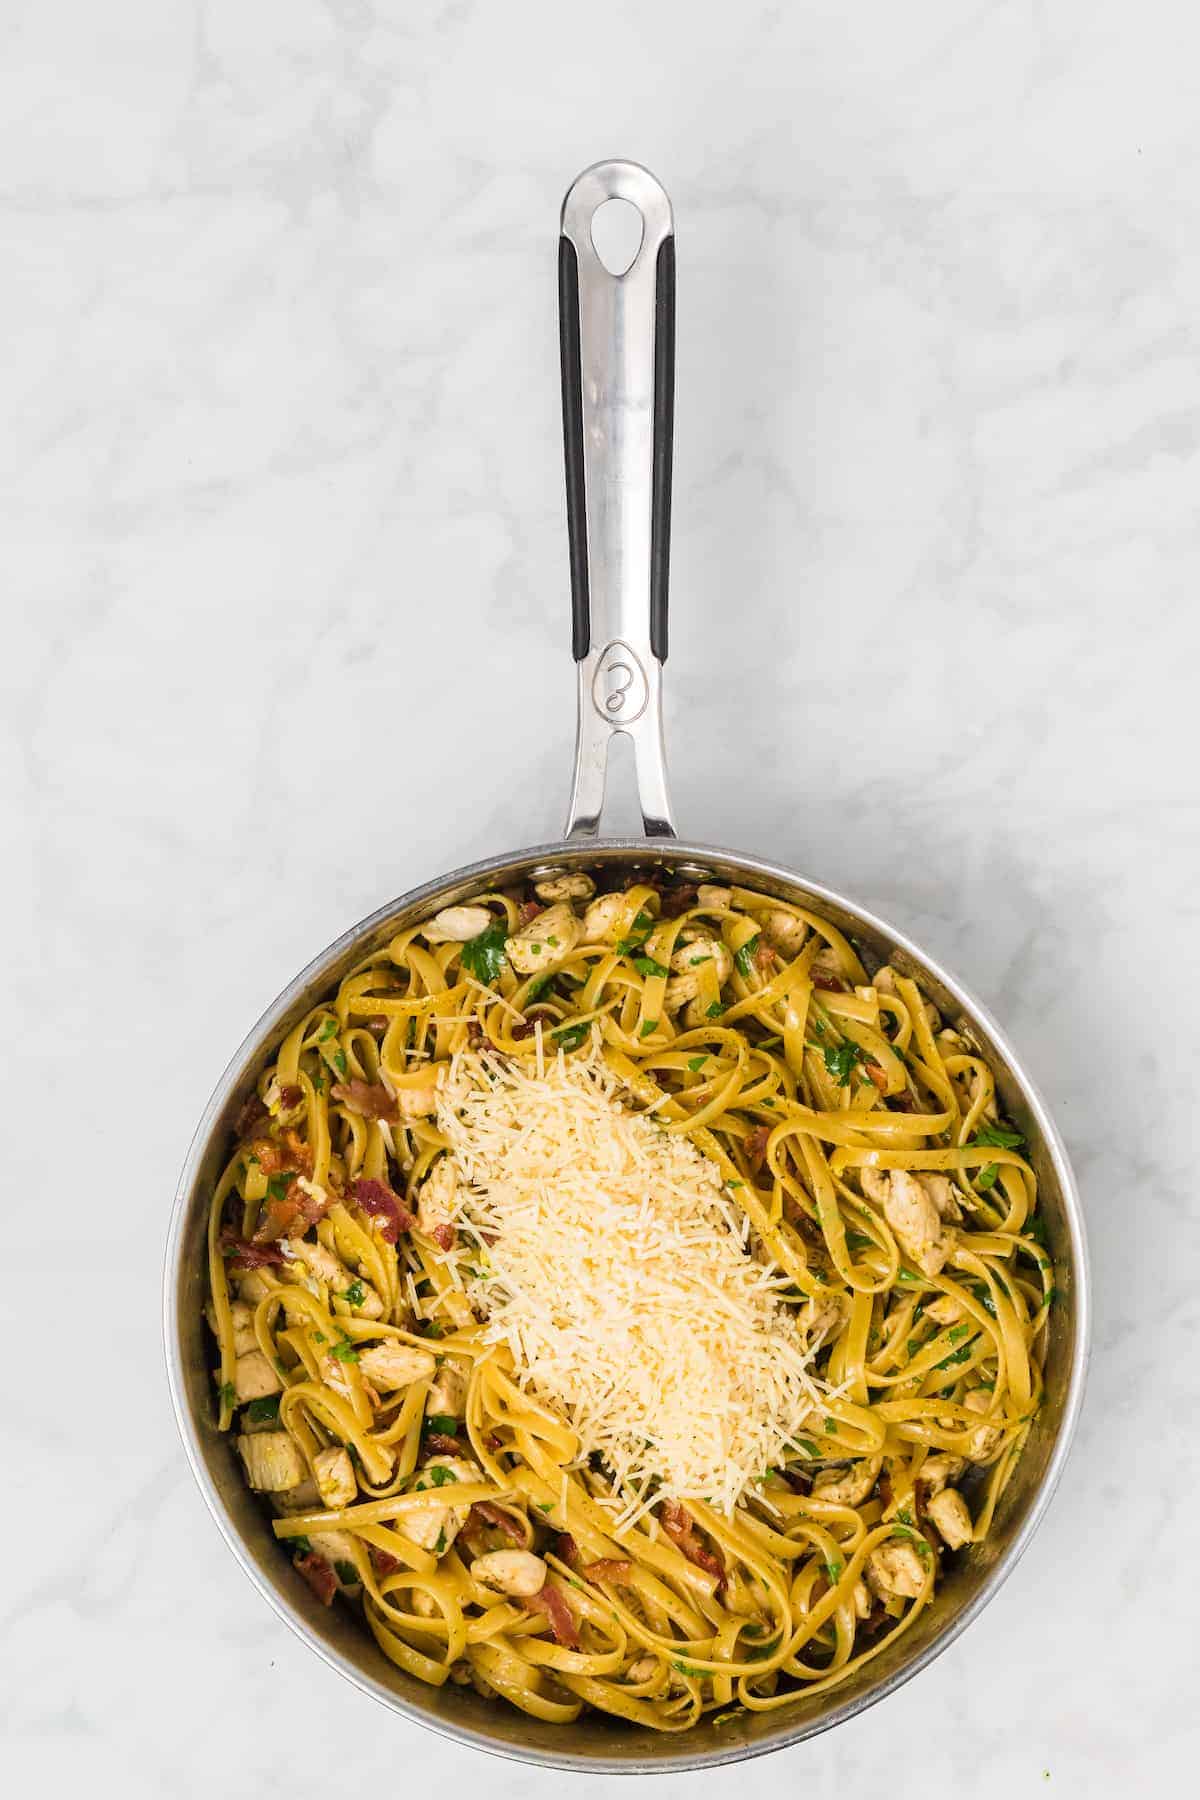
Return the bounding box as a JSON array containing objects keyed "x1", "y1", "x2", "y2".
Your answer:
[{"x1": 591, "y1": 639, "x2": 648, "y2": 724}]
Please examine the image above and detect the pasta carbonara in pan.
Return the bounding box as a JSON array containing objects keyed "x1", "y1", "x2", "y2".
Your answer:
[{"x1": 205, "y1": 870, "x2": 1051, "y2": 1730}]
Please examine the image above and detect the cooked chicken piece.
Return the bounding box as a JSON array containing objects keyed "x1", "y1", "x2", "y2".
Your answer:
[
  {"x1": 281, "y1": 1237, "x2": 384, "y2": 1318},
  {"x1": 534, "y1": 871, "x2": 595, "y2": 902},
  {"x1": 926, "y1": 1486, "x2": 973, "y2": 1550},
  {"x1": 308, "y1": 1527, "x2": 360, "y2": 1575},
  {"x1": 918, "y1": 1453, "x2": 966, "y2": 1494},
  {"x1": 206, "y1": 1298, "x2": 257, "y2": 1357},
  {"x1": 852, "y1": 1579, "x2": 872, "y2": 1620},
  {"x1": 873, "y1": 966, "x2": 899, "y2": 995},
  {"x1": 811, "y1": 1456, "x2": 882, "y2": 1508},
  {"x1": 812, "y1": 944, "x2": 845, "y2": 979},
  {"x1": 356, "y1": 1341, "x2": 436, "y2": 1390},
  {"x1": 416, "y1": 1157, "x2": 457, "y2": 1237},
  {"x1": 421, "y1": 905, "x2": 495, "y2": 944},
  {"x1": 625, "y1": 1653, "x2": 660, "y2": 1683},
  {"x1": 861, "y1": 1168, "x2": 954, "y2": 1277},
  {"x1": 427, "y1": 1358, "x2": 468, "y2": 1418},
  {"x1": 921, "y1": 1174, "x2": 963, "y2": 1223},
  {"x1": 405, "y1": 1455, "x2": 481, "y2": 1553},
  {"x1": 797, "y1": 1290, "x2": 846, "y2": 1343},
  {"x1": 962, "y1": 1389, "x2": 1003, "y2": 1461},
  {"x1": 758, "y1": 907, "x2": 807, "y2": 957},
  {"x1": 237, "y1": 1430, "x2": 304, "y2": 1491},
  {"x1": 581, "y1": 892, "x2": 634, "y2": 944},
  {"x1": 696, "y1": 884, "x2": 732, "y2": 910},
  {"x1": 470, "y1": 1549, "x2": 547, "y2": 1597},
  {"x1": 865, "y1": 1540, "x2": 927, "y2": 1601},
  {"x1": 312, "y1": 1446, "x2": 357, "y2": 1510},
  {"x1": 506, "y1": 902, "x2": 582, "y2": 975},
  {"x1": 232, "y1": 1351, "x2": 283, "y2": 1403},
  {"x1": 669, "y1": 934, "x2": 733, "y2": 984},
  {"x1": 411, "y1": 1587, "x2": 439, "y2": 1618},
  {"x1": 925, "y1": 1294, "x2": 961, "y2": 1326},
  {"x1": 665, "y1": 973, "x2": 702, "y2": 1011}
]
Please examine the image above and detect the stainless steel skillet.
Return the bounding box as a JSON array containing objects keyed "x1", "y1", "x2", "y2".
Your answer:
[{"x1": 163, "y1": 161, "x2": 1090, "y2": 1773}]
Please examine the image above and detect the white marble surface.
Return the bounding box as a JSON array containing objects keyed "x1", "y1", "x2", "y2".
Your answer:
[{"x1": 6, "y1": 0, "x2": 1199, "y2": 1791}]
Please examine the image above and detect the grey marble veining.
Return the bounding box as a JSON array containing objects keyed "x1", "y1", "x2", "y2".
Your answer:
[{"x1": 5, "y1": 0, "x2": 1198, "y2": 1792}]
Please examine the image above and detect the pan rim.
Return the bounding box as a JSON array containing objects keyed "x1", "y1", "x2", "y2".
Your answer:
[{"x1": 163, "y1": 834, "x2": 1090, "y2": 1773}]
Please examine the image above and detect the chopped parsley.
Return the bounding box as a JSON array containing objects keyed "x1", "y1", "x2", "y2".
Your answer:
[
  {"x1": 616, "y1": 909, "x2": 655, "y2": 955},
  {"x1": 551, "y1": 1020, "x2": 590, "y2": 1051},
  {"x1": 948, "y1": 1323, "x2": 971, "y2": 1343},
  {"x1": 969, "y1": 1121, "x2": 1025, "y2": 1150},
  {"x1": 244, "y1": 1395, "x2": 280, "y2": 1424},
  {"x1": 734, "y1": 935, "x2": 761, "y2": 979},
  {"x1": 460, "y1": 919, "x2": 509, "y2": 984},
  {"x1": 845, "y1": 1230, "x2": 874, "y2": 1251},
  {"x1": 824, "y1": 1558, "x2": 844, "y2": 1584},
  {"x1": 330, "y1": 1336, "x2": 359, "y2": 1364},
  {"x1": 705, "y1": 1000, "x2": 724, "y2": 1019},
  {"x1": 334, "y1": 1560, "x2": 358, "y2": 1585},
  {"x1": 426, "y1": 1464, "x2": 458, "y2": 1487},
  {"x1": 341, "y1": 1280, "x2": 366, "y2": 1308},
  {"x1": 265, "y1": 1172, "x2": 295, "y2": 1204},
  {"x1": 423, "y1": 1414, "x2": 459, "y2": 1436},
  {"x1": 823, "y1": 1416, "x2": 838, "y2": 1435},
  {"x1": 524, "y1": 971, "x2": 555, "y2": 1004},
  {"x1": 536, "y1": 1502, "x2": 554, "y2": 1515},
  {"x1": 632, "y1": 955, "x2": 669, "y2": 979},
  {"x1": 794, "y1": 1438, "x2": 819, "y2": 1457},
  {"x1": 331, "y1": 1049, "x2": 347, "y2": 1077},
  {"x1": 290, "y1": 1534, "x2": 312, "y2": 1555},
  {"x1": 936, "y1": 1344, "x2": 972, "y2": 1370},
  {"x1": 687, "y1": 1055, "x2": 708, "y2": 1072},
  {"x1": 976, "y1": 1162, "x2": 1000, "y2": 1190},
  {"x1": 671, "y1": 1659, "x2": 705, "y2": 1678},
  {"x1": 317, "y1": 1018, "x2": 338, "y2": 1041},
  {"x1": 822, "y1": 1039, "x2": 864, "y2": 1085},
  {"x1": 434, "y1": 1528, "x2": 446, "y2": 1554},
  {"x1": 639, "y1": 1017, "x2": 659, "y2": 1038},
  {"x1": 893, "y1": 1524, "x2": 932, "y2": 1561},
  {"x1": 218, "y1": 1381, "x2": 237, "y2": 1410}
]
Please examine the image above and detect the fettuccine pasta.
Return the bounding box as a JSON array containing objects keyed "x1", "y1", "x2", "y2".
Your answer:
[{"x1": 205, "y1": 868, "x2": 1051, "y2": 1729}]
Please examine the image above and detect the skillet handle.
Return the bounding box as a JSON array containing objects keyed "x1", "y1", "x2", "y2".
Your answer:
[{"x1": 558, "y1": 160, "x2": 676, "y2": 839}]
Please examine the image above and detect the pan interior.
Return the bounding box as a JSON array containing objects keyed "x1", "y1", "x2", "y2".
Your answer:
[{"x1": 165, "y1": 838, "x2": 1087, "y2": 1772}]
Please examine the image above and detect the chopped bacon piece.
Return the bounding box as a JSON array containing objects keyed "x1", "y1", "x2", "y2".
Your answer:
[
  {"x1": 331, "y1": 1079, "x2": 399, "y2": 1123},
  {"x1": 350, "y1": 1178, "x2": 414, "y2": 1243},
  {"x1": 583, "y1": 1558, "x2": 633, "y2": 1585},
  {"x1": 744, "y1": 1124, "x2": 771, "y2": 1171},
  {"x1": 863, "y1": 1061, "x2": 888, "y2": 1094},
  {"x1": 234, "y1": 1093, "x2": 269, "y2": 1139},
  {"x1": 659, "y1": 882, "x2": 698, "y2": 918},
  {"x1": 470, "y1": 1501, "x2": 524, "y2": 1544},
  {"x1": 812, "y1": 968, "x2": 848, "y2": 993},
  {"x1": 524, "y1": 1582, "x2": 579, "y2": 1650},
  {"x1": 890, "y1": 1089, "x2": 918, "y2": 1114},
  {"x1": 294, "y1": 1551, "x2": 337, "y2": 1605},
  {"x1": 425, "y1": 1432, "x2": 461, "y2": 1456},
  {"x1": 754, "y1": 940, "x2": 777, "y2": 972},
  {"x1": 253, "y1": 1186, "x2": 302, "y2": 1244},
  {"x1": 278, "y1": 1084, "x2": 303, "y2": 1111},
  {"x1": 219, "y1": 1229, "x2": 284, "y2": 1270},
  {"x1": 519, "y1": 900, "x2": 543, "y2": 924},
  {"x1": 554, "y1": 1533, "x2": 582, "y2": 1571},
  {"x1": 245, "y1": 1136, "x2": 288, "y2": 1175},
  {"x1": 430, "y1": 1222, "x2": 456, "y2": 1252},
  {"x1": 659, "y1": 1500, "x2": 725, "y2": 1590},
  {"x1": 281, "y1": 1128, "x2": 313, "y2": 1172},
  {"x1": 370, "y1": 1546, "x2": 401, "y2": 1578}
]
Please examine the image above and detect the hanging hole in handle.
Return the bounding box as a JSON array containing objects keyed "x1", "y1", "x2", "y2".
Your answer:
[{"x1": 590, "y1": 196, "x2": 644, "y2": 276}]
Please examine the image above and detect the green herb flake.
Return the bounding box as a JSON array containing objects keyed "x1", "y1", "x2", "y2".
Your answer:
[
  {"x1": 317, "y1": 1018, "x2": 338, "y2": 1041},
  {"x1": 976, "y1": 1162, "x2": 999, "y2": 1191},
  {"x1": 906, "y1": 1337, "x2": 921, "y2": 1359},
  {"x1": 846, "y1": 1230, "x2": 874, "y2": 1251},
  {"x1": 265, "y1": 1172, "x2": 295, "y2": 1204},
  {"x1": 687, "y1": 1055, "x2": 708, "y2": 1072},
  {"x1": 244, "y1": 1395, "x2": 280, "y2": 1424},
  {"x1": 460, "y1": 919, "x2": 509, "y2": 985},
  {"x1": 552, "y1": 1020, "x2": 590, "y2": 1051},
  {"x1": 639, "y1": 1018, "x2": 659, "y2": 1038},
  {"x1": 331, "y1": 1049, "x2": 347, "y2": 1077},
  {"x1": 712, "y1": 1708, "x2": 743, "y2": 1726},
  {"x1": 970, "y1": 1121, "x2": 1025, "y2": 1150},
  {"x1": 334, "y1": 1560, "x2": 358, "y2": 1585},
  {"x1": 330, "y1": 1336, "x2": 359, "y2": 1364},
  {"x1": 823, "y1": 1416, "x2": 838, "y2": 1436},
  {"x1": 423, "y1": 1414, "x2": 459, "y2": 1436},
  {"x1": 937, "y1": 1344, "x2": 972, "y2": 1370},
  {"x1": 218, "y1": 1381, "x2": 237, "y2": 1410},
  {"x1": 434, "y1": 1528, "x2": 446, "y2": 1555},
  {"x1": 616, "y1": 909, "x2": 655, "y2": 956},
  {"x1": 341, "y1": 1280, "x2": 366, "y2": 1308},
  {"x1": 822, "y1": 1040, "x2": 864, "y2": 1085},
  {"x1": 536, "y1": 1502, "x2": 554, "y2": 1515},
  {"x1": 290, "y1": 1533, "x2": 312, "y2": 1555},
  {"x1": 633, "y1": 955, "x2": 669, "y2": 979},
  {"x1": 705, "y1": 1000, "x2": 724, "y2": 1019},
  {"x1": 734, "y1": 935, "x2": 761, "y2": 979},
  {"x1": 948, "y1": 1323, "x2": 971, "y2": 1343},
  {"x1": 824, "y1": 1558, "x2": 844, "y2": 1584},
  {"x1": 794, "y1": 1438, "x2": 819, "y2": 1457},
  {"x1": 428, "y1": 1464, "x2": 458, "y2": 1487},
  {"x1": 524, "y1": 972, "x2": 554, "y2": 1004},
  {"x1": 671, "y1": 1659, "x2": 705, "y2": 1678}
]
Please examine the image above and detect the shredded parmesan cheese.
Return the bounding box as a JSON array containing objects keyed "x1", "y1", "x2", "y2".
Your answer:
[{"x1": 436, "y1": 1038, "x2": 832, "y2": 1522}]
